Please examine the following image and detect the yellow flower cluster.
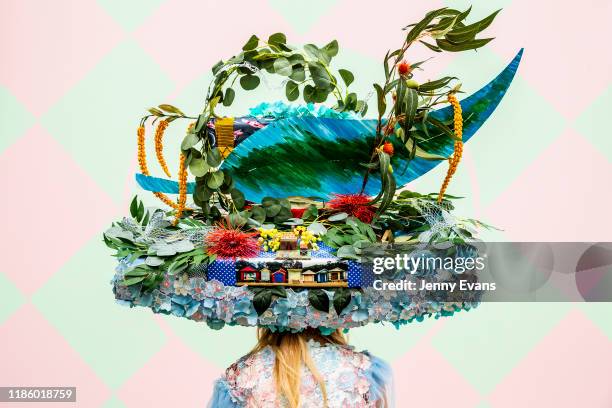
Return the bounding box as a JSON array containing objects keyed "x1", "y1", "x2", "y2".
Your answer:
[
  {"x1": 173, "y1": 153, "x2": 188, "y2": 226},
  {"x1": 137, "y1": 126, "x2": 149, "y2": 175},
  {"x1": 258, "y1": 227, "x2": 281, "y2": 252},
  {"x1": 437, "y1": 93, "x2": 464, "y2": 203},
  {"x1": 293, "y1": 226, "x2": 321, "y2": 251},
  {"x1": 154, "y1": 120, "x2": 171, "y2": 178}
]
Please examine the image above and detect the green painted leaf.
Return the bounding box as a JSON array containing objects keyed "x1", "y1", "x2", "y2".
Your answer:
[
  {"x1": 333, "y1": 288, "x2": 351, "y2": 315},
  {"x1": 253, "y1": 290, "x2": 272, "y2": 315},
  {"x1": 308, "y1": 289, "x2": 329, "y2": 312}
]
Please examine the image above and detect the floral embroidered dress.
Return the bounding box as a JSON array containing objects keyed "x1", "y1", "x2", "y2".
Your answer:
[{"x1": 208, "y1": 340, "x2": 392, "y2": 408}]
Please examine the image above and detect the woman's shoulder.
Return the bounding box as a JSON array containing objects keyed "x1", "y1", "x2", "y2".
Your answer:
[{"x1": 306, "y1": 341, "x2": 393, "y2": 406}]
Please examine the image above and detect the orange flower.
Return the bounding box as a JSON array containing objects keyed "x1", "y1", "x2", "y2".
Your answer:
[
  {"x1": 397, "y1": 60, "x2": 411, "y2": 76},
  {"x1": 382, "y1": 142, "x2": 394, "y2": 156}
]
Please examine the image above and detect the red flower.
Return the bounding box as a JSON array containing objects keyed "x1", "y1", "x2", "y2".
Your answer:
[
  {"x1": 397, "y1": 60, "x2": 411, "y2": 76},
  {"x1": 291, "y1": 208, "x2": 306, "y2": 218},
  {"x1": 205, "y1": 224, "x2": 259, "y2": 259},
  {"x1": 328, "y1": 193, "x2": 376, "y2": 223},
  {"x1": 383, "y1": 142, "x2": 394, "y2": 156}
]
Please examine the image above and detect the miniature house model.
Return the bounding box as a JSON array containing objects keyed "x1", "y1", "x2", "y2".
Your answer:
[
  {"x1": 302, "y1": 270, "x2": 316, "y2": 283},
  {"x1": 272, "y1": 268, "x2": 287, "y2": 283},
  {"x1": 239, "y1": 266, "x2": 259, "y2": 282},
  {"x1": 329, "y1": 267, "x2": 345, "y2": 282},
  {"x1": 260, "y1": 268, "x2": 271, "y2": 282},
  {"x1": 315, "y1": 269, "x2": 329, "y2": 283},
  {"x1": 288, "y1": 268, "x2": 302, "y2": 283},
  {"x1": 279, "y1": 232, "x2": 298, "y2": 250}
]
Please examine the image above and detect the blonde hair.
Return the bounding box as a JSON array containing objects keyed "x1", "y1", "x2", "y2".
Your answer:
[{"x1": 251, "y1": 328, "x2": 347, "y2": 408}]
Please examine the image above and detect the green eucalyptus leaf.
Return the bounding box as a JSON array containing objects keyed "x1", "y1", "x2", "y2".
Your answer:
[
  {"x1": 285, "y1": 80, "x2": 299, "y2": 101},
  {"x1": 337, "y1": 245, "x2": 358, "y2": 259},
  {"x1": 195, "y1": 182, "x2": 213, "y2": 202},
  {"x1": 328, "y1": 212, "x2": 348, "y2": 222},
  {"x1": 240, "y1": 74, "x2": 261, "y2": 90},
  {"x1": 323, "y1": 39, "x2": 339, "y2": 58},
  {"x1": 268, "y1": 32, "x2": 287, "y2": 45},
  {"x1": 273, "y1": 57, "x2": 292, "y2": 76},
  {"x1": 251, "y1": 206, "x2": 266, "y2": 224},
  {"x1": 189, "y1": 158, "x2": 210, "y2": 177},
  {"x1": 289, "y1": 65, "x2": 305, "y2": 82},
  {"x1": 307, "y1": 63, "x2": 331, "y2": 88},
  {"x1": 262, "y1": 197, "x2": 278, "y2": 207},
  {"x1": 303, "y1": 84, "x2": 316, "y2": 103},
  {"x1": 242, "y1": 35, "x2": 259, "y2": 51},
  {"x1": 181, "y1": 133, "x2": 199, "y2": 151},
  {"x1": 265, "y1": 204, "x2": 282, "y2": 217},
  {"x1": 223, "y1": 88, "x2": 235, "y2": 106},
  {"x1": 207, "y1": 171, "x2": 225, "y2": 189},
  {"x1": 230, "y1": 189, "x2": 246, "y2": 210},
  {"x1": 338, "y1": 69, "x2": 354, "y2": 87},
  {"x1": 207, "y1": 147, "x2": 222, "y2": 167}
]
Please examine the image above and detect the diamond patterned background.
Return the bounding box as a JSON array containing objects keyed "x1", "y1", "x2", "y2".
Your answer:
[{"x1": 0, "y1": 1, "x2": 610, "y2": 407}]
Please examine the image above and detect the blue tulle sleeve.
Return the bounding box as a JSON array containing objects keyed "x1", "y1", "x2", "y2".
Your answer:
[
  {"x1": 207, "y1": 379, "x2": 240, "y2": 408},
  {"x1": 363, "y1": 352, "x2": 394, "y2": 407}
]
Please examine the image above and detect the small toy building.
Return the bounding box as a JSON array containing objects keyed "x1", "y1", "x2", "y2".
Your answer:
[
  {"x1": 272, "y1": 268, "x2": 287, "y2": 283},
  {"x1": 239, "y1": 265, "x2": 259, "y2": 282},
  {"x1": 279, "y1": 232, "x2": 298, "y2": 250},
  {"x1": 299, "y1": 241, "x2": 309, "y2": 256},
  {"x1": 288, "y1": 268, "x2": 302, "y2": 283},
  {"x1": 328, "y1": 267, "x2": 345, "y2": 282},
  {"x1": 315, "y1": 269, "x2": 328, "y2": 283},
  {"x1": 302, "y1": 270, "x2": 315, "y2": 283},
  {"x1": 260, "y1": 268, "x2": 271, "y2": 282}
]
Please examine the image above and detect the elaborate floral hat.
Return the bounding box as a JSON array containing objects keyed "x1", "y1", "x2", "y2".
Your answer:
[{"x1": 104, "y1": 7, "x2": 521, "y2": 332}]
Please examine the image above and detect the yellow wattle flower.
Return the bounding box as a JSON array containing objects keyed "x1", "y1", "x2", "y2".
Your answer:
[
  {"x1": 154, "y1": 120, "x2": 171, "y2": 178},
  {"x1": 437, "y1": 93, "x2": 463, "y2": 203},
  {"x1": 137, "y1": 124, "x2": 186, "y2": 211},
  {"x1": 173, "y1": 152, "x2": 188, "y2": 225}
]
